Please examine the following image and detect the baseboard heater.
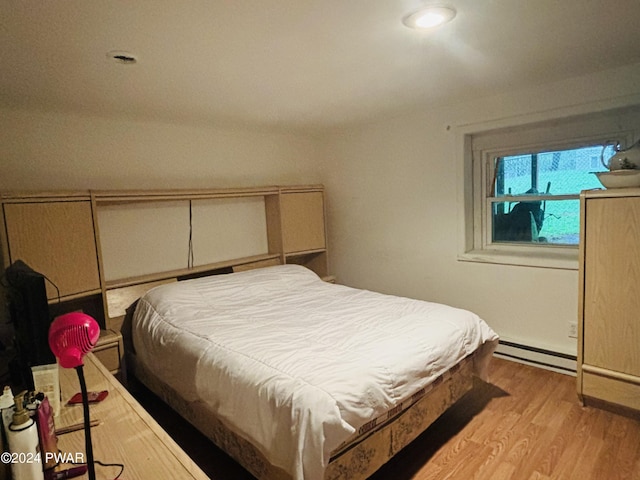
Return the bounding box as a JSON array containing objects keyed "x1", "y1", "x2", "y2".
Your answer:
[{"x1": 494, "y1": 340, "x2": 577, "y2": 375}]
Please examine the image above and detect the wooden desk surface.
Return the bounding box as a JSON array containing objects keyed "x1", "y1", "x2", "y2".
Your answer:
[{"x1": 55, "y1": 353, "x2": 209, "y2": 480}]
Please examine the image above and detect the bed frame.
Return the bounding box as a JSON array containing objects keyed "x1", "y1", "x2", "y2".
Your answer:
[
  {"x1": 128, "y1": 341, "x2": 477, "y2": 480},
  {"x1": 115, "y1": 259, "x2": 489, "y2": 479}
]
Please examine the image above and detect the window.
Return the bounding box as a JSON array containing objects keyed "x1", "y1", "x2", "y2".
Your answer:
[
  {"x1": 460, "y1": 106, "x2": 640, "y2": 269},
  {"x1": 490, "y1": 145, "x2": 613, "y2": 245}
]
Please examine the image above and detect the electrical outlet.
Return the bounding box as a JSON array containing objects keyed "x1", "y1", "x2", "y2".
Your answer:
[{"x1": 568, "y1": 322, "x2": 578, "y2": 338}]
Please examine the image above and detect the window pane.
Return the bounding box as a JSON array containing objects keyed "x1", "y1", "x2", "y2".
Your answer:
[
  {"x1": 492, "y1": 199, "x2": 580, "y2": 245},
  {"x1": 493, "y1": 145, "x2": 615, "y2": 197}
]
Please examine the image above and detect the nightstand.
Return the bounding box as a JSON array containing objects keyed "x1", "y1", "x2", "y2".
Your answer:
[{"x1": 93, "y1": 329, "x2": 126, "y2": 384}]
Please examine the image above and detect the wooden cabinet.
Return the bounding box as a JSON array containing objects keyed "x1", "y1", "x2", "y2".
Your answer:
[
  {"x1": 280, "y1": 191, "x2": 326, "y2": 253},
  {"x1": 266, "y1": 186, "x2": 329, "y2": 279},
  {"x1": 0, "y1": 194, "x2": 101, "y2": 300},
  {"x1": 577, "y1": 189, "x2": 640, "y2": 413}
]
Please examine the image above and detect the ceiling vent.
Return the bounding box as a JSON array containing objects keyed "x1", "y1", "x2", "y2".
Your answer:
[{"x1": 107, "y1": 51, "x2": 138, "y2": 65}]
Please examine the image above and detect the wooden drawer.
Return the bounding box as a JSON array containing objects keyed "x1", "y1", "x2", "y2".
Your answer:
[{"x1": 582, "y1": 370, "x2": 640, "y2": 411}]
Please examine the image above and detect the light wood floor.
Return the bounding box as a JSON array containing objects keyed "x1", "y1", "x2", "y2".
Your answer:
[{"x1": 134, "y1": 357, "x2": 640, "y2": 480}]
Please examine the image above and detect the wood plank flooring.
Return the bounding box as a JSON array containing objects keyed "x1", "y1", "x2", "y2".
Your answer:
[{"x1": 134, "y1": 357, "x2": 640, "y2": 479}]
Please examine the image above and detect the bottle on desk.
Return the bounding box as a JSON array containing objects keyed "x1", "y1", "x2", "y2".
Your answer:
[
  {"x1": 1, "y1": 385, "x2": 14, "y2": 437},
  {"x1": 1, "y1": 385, "x2": 15, "y2": 480},
  {"x1": 6, "y1": 391, "x2": 43, "y2": 480}
]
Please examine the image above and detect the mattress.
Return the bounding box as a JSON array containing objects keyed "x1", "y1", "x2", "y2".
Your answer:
[{"x1": 131, "y1": 264, "x2": 498, "y2": 480}]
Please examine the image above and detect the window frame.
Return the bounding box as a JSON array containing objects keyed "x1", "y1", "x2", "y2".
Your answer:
[
  {"x1": 480, "y1": 138, "x2": 611, "y2": 249},
  {"x1": 458, "y1": 107, "x2": 640, "y2": 270}
]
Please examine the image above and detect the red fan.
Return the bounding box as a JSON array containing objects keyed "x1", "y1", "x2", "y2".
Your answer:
[
  {"x1": 49, "y1": 312, "x2": 100, "y2": 480},
  {"x1": 48, "y1": 312, "x2": 100, "y2": 368}
]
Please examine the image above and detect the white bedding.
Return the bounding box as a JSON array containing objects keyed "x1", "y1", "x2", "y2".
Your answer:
[{"x1": 132, "y1": 264, "x2": 498, "y2": 480}]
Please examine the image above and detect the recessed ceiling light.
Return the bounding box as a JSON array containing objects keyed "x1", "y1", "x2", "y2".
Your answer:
[
  {"x1": 107, "y1": 51, "x2": 138, "y2": 65},
  {"x1": 402, "y1": 6, "x2": 456, "y2": 30}
]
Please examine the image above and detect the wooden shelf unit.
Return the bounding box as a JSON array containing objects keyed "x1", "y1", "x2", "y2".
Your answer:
[
  {"x1": 1, "y1": 185, "x2": 330, "y2": 344},
  {"x1": 577, "y1": 188, "x2": 640, "y2": 415}
]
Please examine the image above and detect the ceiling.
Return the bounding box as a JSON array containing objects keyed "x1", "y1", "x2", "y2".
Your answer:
[{"x1": 2, "y1": 0, "x2": 640, "y2": 131}]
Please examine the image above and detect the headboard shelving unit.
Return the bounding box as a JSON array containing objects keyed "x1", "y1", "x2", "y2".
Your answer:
[
  {"x1": 1, "y1": 184, "x2": 329, "y2": 335},
  {"x1": 0, "y1": 190, "x2": 102, "y2": 301}
]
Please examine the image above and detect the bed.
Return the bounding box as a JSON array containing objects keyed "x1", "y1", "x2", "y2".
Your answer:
[{"x1": 128, "y1": 264, "x2": 499, "y2": 480}]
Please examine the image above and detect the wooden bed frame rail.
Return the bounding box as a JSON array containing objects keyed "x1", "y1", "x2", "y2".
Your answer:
[{"x1": 129, "y1": 349, "x2": 477, "y2": 480}]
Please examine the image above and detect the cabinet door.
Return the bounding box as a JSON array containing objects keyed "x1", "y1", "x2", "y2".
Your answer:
[
  {"x1": 280, "y1": 192, "x2": 326, "y2": 253},
  {"x1": 3, "y1": 201, "x2": 100, "y2": 299},
  {"x1": 583, "y1": 196, "x2": 640, "y2": 377}
]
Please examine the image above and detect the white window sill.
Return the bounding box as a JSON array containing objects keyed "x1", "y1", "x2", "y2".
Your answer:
[{"x1": 458, "y1": 247, "x2": 578, "y2": 270}]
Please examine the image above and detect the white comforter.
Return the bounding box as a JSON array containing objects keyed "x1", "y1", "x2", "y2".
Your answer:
[{"x1": 132, "y1": 265, "x2": 498, "y2": 480}]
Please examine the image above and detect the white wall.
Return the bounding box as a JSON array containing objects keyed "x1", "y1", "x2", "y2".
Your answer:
[
  {"x1": 318, "y1": 63, "x2": 640, "y2": 357},
  {"x1": 0, "y1": 109, "x2": 321, "y2": 191}
]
